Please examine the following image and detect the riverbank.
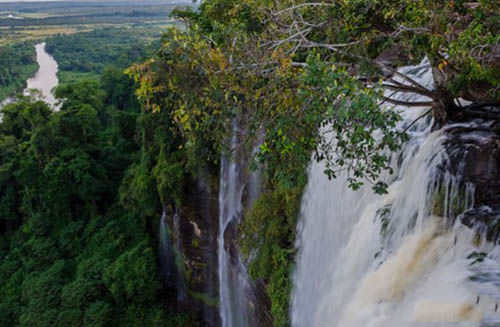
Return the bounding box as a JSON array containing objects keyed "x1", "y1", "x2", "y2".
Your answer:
[
  {"x1": 24, "y1": 42, "x2": 59, "y2": 107},
  {"x1": 0, "y1": 64, "x2": 38, "y2": 103},
  {"x1": 1, "y1": 42, "x2": 59, "y2": 109},
  {"x1": 0, "y1": 42, "x2": 38, "y2": 103}
]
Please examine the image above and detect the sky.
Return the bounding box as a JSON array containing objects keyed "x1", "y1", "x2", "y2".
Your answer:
[
  {"x1": 0, "y1": 0, "x2": 176, "y2": 2},
  {"x1": 0, "y1": 1, "x2": 64, "y2": 2}
]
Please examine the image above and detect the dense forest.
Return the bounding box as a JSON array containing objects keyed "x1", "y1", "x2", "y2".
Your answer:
[
  {"x1": 0, "y1": 42, "x2": 37, "y2": 102},
  {"x1": 45, "y1": 28, "x2": 155, "y2": 82},
  {"x1": 0, "y1": 70, "x2": 197, "y2": 326},
  {"x1": 1, "y1": 0, "x2": 500, "y2": 326}
]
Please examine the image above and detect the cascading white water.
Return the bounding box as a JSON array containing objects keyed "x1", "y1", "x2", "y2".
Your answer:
[
  {"x1": 218, "y1": 122, "x2": 253, "y2": 327},
  {"x1": 218, "y1": 154, "x2": 245, "y2": 327},
  {"x1": 291, "y1": 60, "x2": 500, "y2": 327},
  {"x1": 218, "y1": 122, "x2": 263, "y2": 326}
]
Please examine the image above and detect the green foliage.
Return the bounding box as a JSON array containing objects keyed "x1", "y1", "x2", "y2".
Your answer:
[
  {"x1": 0, "y1": 42, "x2": 37, "y2": 102},
  {"x1": 129, "y1": 22, "x2": 406, "y2": 193},
  {"x1": 103, "y1": 241, "x2": 161, "y2": 303},
  {"x1": 0, "y1": 72, "x2": 197, "y2": 326},
  {"x1": 269, "y1": 0, "x2": 500, "y2": 101},
  {"x1": 45, "y1": 28, "x2": 152, "y2": 83},
  {"x1": 126, "y1": 0, "x2": 500, "y2": 325},
  {"x1": 3, "y1": 1, "x2": 499, "y2": 326},
  {"x1": 239, "y1": 166, "x2": 308, "y2": 326},
  {"x1": 298, "y1": 57, "x2": 406, "y2": 192}
]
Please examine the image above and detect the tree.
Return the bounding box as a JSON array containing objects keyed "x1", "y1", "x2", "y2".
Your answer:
[
  {"x1": 264, "y1": 0, "x2": 500, "y2": 120},
  {"x1": 131, "y1": 0, "x2": 500, "y2": 193},
  {"x1": 0, "y1": 77, "x2": 197, "y2": 326}
]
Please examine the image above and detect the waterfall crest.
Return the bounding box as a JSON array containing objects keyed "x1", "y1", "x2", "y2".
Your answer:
[{"x1": 291, "y1": 60, "x2": 500, "y2": 326}]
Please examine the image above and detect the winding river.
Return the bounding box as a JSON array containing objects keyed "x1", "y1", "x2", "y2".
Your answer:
[
  {"x1": 1, "y1": 42, "x2": 59, "y2": 109},
  {"x1": 24, "y1": 42, "x2": 59, "y2": 106}
]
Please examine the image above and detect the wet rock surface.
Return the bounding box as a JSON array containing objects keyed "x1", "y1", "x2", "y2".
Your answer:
[
  {"x1": 164, "y1": 163, "x2": 273, "y2": 327},
  {"x1": 443, "y1": 107, "x2": 500, "y2": 241},
  {"x1": 222, "y1": 215, "x2": 274, "y2": 327},
  {"x1": 461, "y1": 206, "x2": 500, "y2": 241},
  {"x1": 164, "y1": 175, "x2": 220, "y2": 327}
]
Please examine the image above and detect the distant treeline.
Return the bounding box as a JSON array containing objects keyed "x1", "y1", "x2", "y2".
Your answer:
[
  {"x1": 1, "y1": 1, "x2": 180, "y2": 12},
  {"x1": 45, "y1": 28, "x2": 155, "y2": 81},
  {"x1": 0, "y1": 42, "x2": 37, "y2": 102},
  {"x1": 0, "y1": 12, "x2": 169, "y2": 27}
]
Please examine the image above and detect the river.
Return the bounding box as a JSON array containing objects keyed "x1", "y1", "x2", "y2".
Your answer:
[
  {"x1": 24, "y1": 42, "x2": 59, "y2": 106},
  {"x1": 0, "y1": 42, "x2": 59, "y2": 109}
]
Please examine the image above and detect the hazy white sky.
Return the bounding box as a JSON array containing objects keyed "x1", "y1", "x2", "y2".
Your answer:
[
  {"x1": 0, "y1": 0, "x2": 64, "y2": 2},
  {"x1": 0, "y1": 0, "x2": 182, "y2": 2},
  {"x1": 0, "y1": 1, "x2": 64, "y2": 2}
]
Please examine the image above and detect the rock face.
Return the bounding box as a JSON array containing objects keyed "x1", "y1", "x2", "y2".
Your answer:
[
  {"x1": 461, "y1": 206, "x2": 500, "y2": 241},
  {"x1": 217, "y1": 133, "x2": 273, "y2": 327},
  {"x1": 441, "y1": 110, "x2": 500, "y2": 241},
  {"x1": 221, "y1": 216, "x2": 273, "y2": 327},
  {"x1": 162, "y1": 162, "x2": 272, "y2": 327},
  {"x1": 162, "y1": 175, "x2": 221, "y2": 327}
]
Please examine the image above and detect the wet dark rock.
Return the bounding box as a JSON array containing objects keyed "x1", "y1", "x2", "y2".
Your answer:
[
  {"x1": 443, "y1": 118, "x2": 500, "y2": 208},
  {"x1": 442, "y1": 105, "x2": 500, "y2": 241},
  {"x1": 159, "y1": 211, "x2": 178, "y2": 290},
  {"x1": 460, "y1": 206, "x2": 500, "y2": 242},
  {"x1": 165, "y1": 175, "x2": 220, "y2": 327},
  {"x1": 164, "y1": 159, "x2": 272, "y2": 327},
  {"x1": 252, "y1": 278, "x2": 274, "y2": 327},
  {"x1": 223, "y1": 218, "x2": 240, "y2": 266}
]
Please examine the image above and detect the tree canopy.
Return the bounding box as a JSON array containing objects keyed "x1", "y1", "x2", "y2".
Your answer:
[
  {"x1": 0, "y1": 42, "x2": 37, "y2": 102},
  {"x1": 0, "y1": 72, "x2": 197, "y2": 326},
  {"x1": 129, "y1": 0, "x2": 500, "y2": 193}
]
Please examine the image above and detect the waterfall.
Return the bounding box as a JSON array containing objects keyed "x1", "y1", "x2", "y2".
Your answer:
[
  {"x1": 159, "y1": 210, "x2": 174, "y2": 286},
  {"x1": 218, "y1": 122, "x2": 253, "y2": 327},
  {"x1": 159, "y1": 208, "x2": 188, "y2": 303},
  {"x1": 291, "y1": 60, "x2": 500, "y2": 326},
  {"x1": 218, "y1": 120, "x2": 264, "y2": 326}
]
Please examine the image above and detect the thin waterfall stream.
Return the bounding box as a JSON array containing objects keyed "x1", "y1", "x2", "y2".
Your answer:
[
  {"x1": 218, "y1": 123, "x2": 263, "y2": 327},
  {"x1": 292, "y1": 60, "x2": 500, "y2": 327},
  {"x1": 218, "y1": 124, "x2": 250, "y2": 327}
]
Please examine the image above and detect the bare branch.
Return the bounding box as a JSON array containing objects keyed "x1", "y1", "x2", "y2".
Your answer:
[
  {"x1": 378, "y1": 64, "x2": 433, "y2": 95},
  {"x1": 272, "y1": 2, "x2": 336, "y2": 16},
  {"x1": 381, "y1": 83, "x2": 434, "y2": 99},
  {"x1": 402, "y1": 108, "x2": 432, "y2": 133},
  {"x1": 390, "y1": 24, "x2": 431, "y2": 38},
  {"x1": 382, "y1": 96, "x2": 434, "y2": 108}
]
